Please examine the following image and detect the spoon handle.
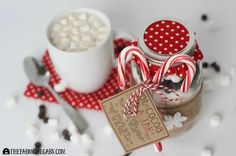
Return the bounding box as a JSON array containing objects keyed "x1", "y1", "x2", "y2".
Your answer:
[{"x1": 46, "y1": 84, "x2": 89, "y2": 133}]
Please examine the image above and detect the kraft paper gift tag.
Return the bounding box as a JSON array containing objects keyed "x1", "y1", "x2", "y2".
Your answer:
[{"x1": 100, "y1": 84, "x2": 169, "y2": 152}]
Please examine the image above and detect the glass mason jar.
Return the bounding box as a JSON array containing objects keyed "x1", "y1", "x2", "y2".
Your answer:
[{"x1": 131, "y1": 18, "x2": 203, "y2": 137}]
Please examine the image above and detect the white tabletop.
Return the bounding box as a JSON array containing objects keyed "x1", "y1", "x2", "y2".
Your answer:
[{"x1": 1, "y1": 0, "x2": 236, "y2": 155}]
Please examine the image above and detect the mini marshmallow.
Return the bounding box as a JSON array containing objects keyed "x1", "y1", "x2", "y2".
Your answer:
[
  {"x1": 5, "y1": 96, "x2": 17, "y2": 109},
  {"x1": 202, "y1": 68, "x2": 210, "y2": 79},
  {"x1": 63, "y1": 26, "x2": 72, "y2": 32},
  {"x1": 78, "y1": 13, "x2": 88, "y2": 21},
  {"x1": 95, "y1": 40, "x2": 102, "y2": 46},
  {"x1": 60, "y1": 37, "x2": 70, "y2": 46},
  {"x1": 230, "y1": 65, "x2": 236, "y2": 76},
  {"x1": 91, "y1": 19, "x2": 102, "y2": 28},
  {"x1": 90, "y1": 29, "x2": 98, "y2": 38},
  {"x1": 88, "y1": 14, "x2": 99, "y2": 23},
  {"x1": 210, "y1": 114, "x2": 222, "y2": 127},
  {"x1": 97, "y1": 33, "x2": 107, "y2": 41},
  {"x1": 79, "y1": 42, "x2": 89, "y2": 49},
  {"x1": 206, "y1": 20, "x2": 218, "y2": 32},
  {"x1": 201, "y1": 147, "x2": 213, "y2": 156},
  {"x1": 54, "y1": 83, "x2": 66, "y2": 93},
  {"x1": 73, "y1": 21, "x2": 80, "y2": 26},
  {"x1": 71, "y1": 28, "x2": 79, "y2": 35},
  {"x1": 203, "y1": 79, "x2": 215, "y2": 91},
  {"x1": 164, "y1": 75, "x2": 172, "y2": 80},
  {"x1": 50, "y1": 31, "x2": 58, "y2": 39},
  {"x1": 58, "y1": 32, "x2": 67, "y2": 37},
  {"x1": 52, "y1": 23, "x2": 61, "y2": 32},
  {"x1": 71, "y1": 36, "x2": 79, "y2": 42},
  {"x1": 81, "y1": 34, "x2": 93, "y2": 42},
  {"x1": 51, "y1": 37, "x2": 61, "y2": 45},
  {"x1": 55, "y1": 44, "x2": 65, "y2": 51},
  {"x1": 49, "y1": 131, "x2": 60, "y2": 141},
  {"x1": 68, "y1": 122, "x2": 78, "y2": 133},
  {"x1": 104, "y1": 125, "x2": 113, "y2": 135},
  {"x1": 97, "y1": 26, "x2": 108, "y2": 33},
  {"x1": 170, "y1": 74, "x2": 182, "y2": 83},
  {"x1": 26, "y1": 125, "x2": 38, "y2": 138},
  {"x1": 80, "y1": 152, "x2": 91, "y2": 156},
  {"x1": 79, "y1": 24, "x2": 90, "y2": 32},
  {"x1": 48, "y1": 118, "x2": 59, "y2": 127},
  {"x1": 217, "y1": 74, "x2": 231, "y2": 86},
  {"x1": 70, "y1": 133, "x2": 80, "y2": 144},
  {"x1": 81, "y1": 133, "x2": 93, "y2": 146},
  {"x1": 59, "y1": 18, "x2": 68, "y2": 26},
  {"x1": 69, "y1": 42, "x2": 77, "y2": 50},
  {"x1": 78, "y1": 47, "x2": 88, "y2": 52},
  {"x1": 73, "y1": 20, "x2": 86, "y2": 27},
  {"x1": 68, "y1": 14, "x2": 75, "y2": 21}
]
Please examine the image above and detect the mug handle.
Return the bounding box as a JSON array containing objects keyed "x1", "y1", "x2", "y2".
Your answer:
[{"x1": 112, "y1": 30, "x2": 136, "y2": 67}]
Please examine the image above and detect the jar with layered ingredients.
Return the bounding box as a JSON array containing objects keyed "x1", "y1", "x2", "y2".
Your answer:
[{"x1": 130, "y1": 18, "x2": 204, "y2": 137}]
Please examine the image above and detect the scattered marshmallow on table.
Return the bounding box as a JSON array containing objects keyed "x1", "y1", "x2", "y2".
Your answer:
[
  {"x1": 54, "y1": 82, "x2": 66, "y2": 93},
  {"x1": 26, "y1": 125, "x2": 39, "y2": 138},
  {"x1": 54, "y1": 83, "x2": 65, "y2": 93},
  {"x1": 230, "y1": 65, "x2": 236, "y2": 76},
  {"x1": 217, "y1": 74, "x2": 231, "y2": 86},
  {"x1": 203, "y1": 79, "x2": 215, "y2": 91},
  {"x1": 49, "y1": 131, "x2": 60, "y2": 141},
  {"x1": 103, "y1": 125, "x2": 113, "y2": 136},
  {"x1": 68, "y1": 121, "x2": 78, "y2": 133},
  {"x1": 48, "y1": 118, "x2": 59, "y2": 127},
  {"x1": 210, "y1": 113, "x2": 222, "y2": 127},
  {"x1": 206, "y1": 20, "x2": 218, "y2": 32},
  {"x1": 5, "y1": 96, "x2": 17, "y2": 109},
  {"x1": 201, "y1": 147, "x2": 213, "y2": 156},
  {"x1": 80, "y1": 152, "x2": 91, "y2": 156},
  {"x1": 81, "y1": 133, "x2": 94, "y2": 146},
  {"x1": 70, "y1": 133, "x2": 80, "y2": 144}
]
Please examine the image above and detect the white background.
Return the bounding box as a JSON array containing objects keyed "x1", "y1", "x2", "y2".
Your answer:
[{"x1": 0, "y1": 0, "x2": 236, "y2": 156}]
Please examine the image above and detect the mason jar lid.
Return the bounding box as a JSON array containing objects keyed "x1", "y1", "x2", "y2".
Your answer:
[{"x1": 138, "y1": 18, "x2": 196, "y2": 65}]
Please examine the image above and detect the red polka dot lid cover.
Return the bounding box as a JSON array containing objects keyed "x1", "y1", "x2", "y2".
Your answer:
[{"x1": 133, "y1": 19, "x2": 203, "y2": 78}]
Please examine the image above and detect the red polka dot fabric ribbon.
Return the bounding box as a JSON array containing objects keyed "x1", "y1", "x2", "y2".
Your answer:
[{"x1": 24, "y1": 38, "x2": 131, "y2": 111}]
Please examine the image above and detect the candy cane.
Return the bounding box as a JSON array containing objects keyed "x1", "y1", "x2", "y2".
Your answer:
[
  {"x1": 122, "y1": 54, "x2": 196, "y2": 117},
  {"x1": 154, "y1": 142, "x2": 163, "y2": 152},
  {"x1": 153, "y1": 54, "x2": 196, "y2": 92},
  {"x1": 117, "y1": 46, "x2": 150, "y2": 90}
]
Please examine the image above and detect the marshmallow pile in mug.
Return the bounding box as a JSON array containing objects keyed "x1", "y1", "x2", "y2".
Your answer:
[{"x1": 49, "y1": 11, "x2": 108, "y2": 52}]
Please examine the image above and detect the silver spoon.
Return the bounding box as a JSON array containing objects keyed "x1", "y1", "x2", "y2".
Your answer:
[{"x1": 23, "y1": 57, "x2": 89, "y2": 133}]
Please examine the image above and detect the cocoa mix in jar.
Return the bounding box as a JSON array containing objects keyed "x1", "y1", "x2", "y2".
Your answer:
[{"x1": 130, "y1": 18, "x2": 204, "y2": 137}]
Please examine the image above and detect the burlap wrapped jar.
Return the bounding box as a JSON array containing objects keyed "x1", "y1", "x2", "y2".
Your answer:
[{"x1": 130, "y1": 18, "x2": 204, "y2": 137}]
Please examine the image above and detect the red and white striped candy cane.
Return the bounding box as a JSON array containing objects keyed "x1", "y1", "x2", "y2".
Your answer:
[
  {"x1": 117, "y1": 46, "x2": 150, "y2": 90},
  {"x1": 153, "y1": 54, "x2": 196, "y2": 92},
  {"x1": 122, "y1": 54, "x2": 196, "y2": 117}
]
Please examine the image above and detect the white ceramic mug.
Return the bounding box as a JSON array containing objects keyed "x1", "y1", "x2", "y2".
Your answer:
[{"x1": 46, "y1": 8, "x2": 112, "y2": 93}]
